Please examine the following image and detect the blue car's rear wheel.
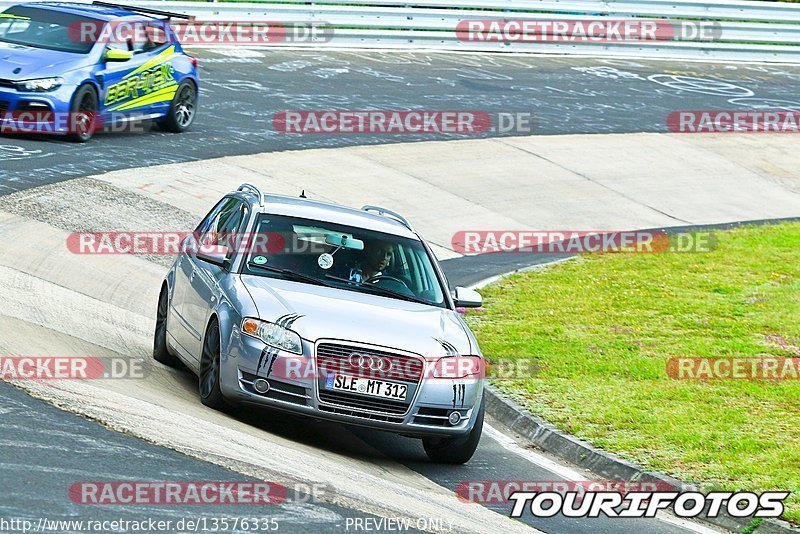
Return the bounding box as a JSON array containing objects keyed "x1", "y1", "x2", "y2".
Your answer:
[
  {"x1": 67, "y1": 85, "x2": 98, "y2": 143},
  {"x1": 160, "y1": 81, "x2": 197, "y2": 133}
]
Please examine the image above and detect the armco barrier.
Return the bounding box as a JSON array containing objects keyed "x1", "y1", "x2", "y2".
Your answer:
[{"x1": 1, "y1": 0, "x2": 798, "y2": 61}]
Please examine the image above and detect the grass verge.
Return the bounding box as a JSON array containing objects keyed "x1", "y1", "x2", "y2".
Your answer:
[{"x1": 465, "y1": 223, "x2": 800, "y2": 523}]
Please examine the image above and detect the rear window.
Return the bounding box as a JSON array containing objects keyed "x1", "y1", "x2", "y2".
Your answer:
[{"x1": 0, "y1": 6, "x2": 103, "y2": 53}]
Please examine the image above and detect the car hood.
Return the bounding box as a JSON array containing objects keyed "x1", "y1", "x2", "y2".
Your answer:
[
  {"x1": 241, "y1": 275, "x2": 475, "y2": 357},
  {"x1": 0, "y1": 42, "x2": 90, "y2": 79}
]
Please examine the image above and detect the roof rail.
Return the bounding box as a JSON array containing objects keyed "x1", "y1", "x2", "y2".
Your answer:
[
  {"x1": 91, "y1": 1, "x2": 194, "y2": 20},
  {"x1": 362, "y1": 205, "x2": 414, "y2": 232},
  {"x1": 237, "y1": 183, "x2": 265, "y2": 207}
]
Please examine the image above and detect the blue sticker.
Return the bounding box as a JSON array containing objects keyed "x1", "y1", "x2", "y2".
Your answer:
[
  {"x1": 325, "y1": 372, "x2": 335, "y2": 388},
  {"x1": 253, "y1": 255, "x2": 268, "y2": 265}
]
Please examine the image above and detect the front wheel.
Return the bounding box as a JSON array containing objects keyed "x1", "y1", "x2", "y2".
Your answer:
[
  {"x1": 153, "y1": 286, "x2": 184, "y2": 369},
  {"x1": 66, "y1": 85, "x2": 99, "y2": 143},
  {"x1": 422, "y1": 397, "x2": 485, "y2": 464},
  {"x1": 199, "y1": 320, "x2": 227, "y2": 410},
  {"x1": 160, "y1": 81, "x2": 197, "y2": 133}
]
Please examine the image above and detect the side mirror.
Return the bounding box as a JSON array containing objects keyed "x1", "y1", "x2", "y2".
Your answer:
[
  {"x1": 196, "y1": 246, "x2": 230, "y2": 269},
  {"x1": 453, "y1": 286, "x2": 483, "y2": 308},
  {"x1": 104, "y1": 48, "x2": 133, "y2": 62}
]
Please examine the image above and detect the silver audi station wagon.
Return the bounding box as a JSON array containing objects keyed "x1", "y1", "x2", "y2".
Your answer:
[{"x1": 154, "y1": 183, "x2": 486, "y2": 463}]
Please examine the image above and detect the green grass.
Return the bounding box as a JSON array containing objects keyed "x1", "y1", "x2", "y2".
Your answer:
[{"x1": 466, "y1": 223, "x2": 800, "y2": 523}]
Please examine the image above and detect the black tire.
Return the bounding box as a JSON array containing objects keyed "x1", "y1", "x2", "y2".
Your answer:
[
  {"x1": 160, "y1": 81, "x2": 197, "y2": 133},
  {"x1": 199, "y1": 319, "x2": 227, "y2": 410},
  {"x1": 153, "y1": 286, "x2": 184, "y2": 369},
  {"x1": 66, "y1": 85, "x2": 99, "y2": 143},
  {"x1": 422, "y1": 397, "x2": 485, "y2": 464}
]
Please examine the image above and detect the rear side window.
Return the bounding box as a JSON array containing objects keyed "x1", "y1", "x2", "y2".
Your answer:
[{"x1": 133, "y1": 21, "x2": 169, "y2": 54}]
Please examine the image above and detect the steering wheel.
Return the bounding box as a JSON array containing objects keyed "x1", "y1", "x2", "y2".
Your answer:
[{"x1": 367, "y1": 275, "x2": 408, "y2": 287}]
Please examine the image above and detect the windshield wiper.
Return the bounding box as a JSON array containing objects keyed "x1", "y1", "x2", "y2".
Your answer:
[
  {"x1": 324, "y1": 274, "x2": 430, "y2": 305},
  {"x1": 247, "y1": 262, "x2": 333, "y2": 288}
]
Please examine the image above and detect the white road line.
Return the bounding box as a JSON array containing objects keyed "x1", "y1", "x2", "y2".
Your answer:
[{"x1": 484, "y1": 425, "x2": 728, "y2": 534}]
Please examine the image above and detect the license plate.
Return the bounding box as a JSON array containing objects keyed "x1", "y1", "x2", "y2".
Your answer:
[{"x1": 325, "y1": 373, "x2": 408, "y2": 401}]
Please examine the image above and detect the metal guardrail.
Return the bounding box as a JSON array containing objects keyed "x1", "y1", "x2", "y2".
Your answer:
[{"x1": 1, "y1": 0, "x2": 798, "y2": 61}]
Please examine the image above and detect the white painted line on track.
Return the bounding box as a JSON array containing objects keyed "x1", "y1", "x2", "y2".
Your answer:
[{"x1": 484, "y1": 425, "x2": 728, "y2": 534}]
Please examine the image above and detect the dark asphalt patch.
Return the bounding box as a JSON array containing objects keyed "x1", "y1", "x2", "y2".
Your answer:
[{"x1": 1, "y1": 50, "x2": 798, "y2": 194}]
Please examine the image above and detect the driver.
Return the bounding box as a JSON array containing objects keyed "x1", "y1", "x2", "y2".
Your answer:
[{"x1": 350, "y1": 240, "x2": 392, "y2": 283}]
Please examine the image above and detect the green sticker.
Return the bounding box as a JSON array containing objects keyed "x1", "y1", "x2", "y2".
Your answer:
[{"x1": 253, "y1": 255, "x2": 268, "y2": 265}]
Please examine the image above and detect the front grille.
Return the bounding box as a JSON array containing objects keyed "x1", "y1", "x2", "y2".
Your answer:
[
  {"x1": 316, "y1": 343, "x2": 424, "y2": 382},
  {"x1": 0, "y1": 79, "x2": 14, "y2": 88},
  {"x1": 315, "y1": 342, "x2": 424, "y2": 416}
]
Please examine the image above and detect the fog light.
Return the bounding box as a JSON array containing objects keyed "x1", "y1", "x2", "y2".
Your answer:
[
  {"x1": 448, "y1": 411, "x2": 462, "y2": 425},
  {"x1": 253, "y1": 378, "x2": 270, "y2": 394}
]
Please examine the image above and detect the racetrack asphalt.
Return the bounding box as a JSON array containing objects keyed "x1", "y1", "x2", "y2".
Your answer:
[{"x1": 1, "y1": 48, "x2": 799, "y2": 193}]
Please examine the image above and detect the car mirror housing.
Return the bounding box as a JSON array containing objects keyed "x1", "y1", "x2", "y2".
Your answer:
[
  {"x1": 453, "y1": 286, "x2": 483, "y2": 308},
  {"x1": 196, "y1": 246, "x2": 230, "y2": 269},
  {"x1": 104, "y1": 48, "x2": 134, "y2": 62}
]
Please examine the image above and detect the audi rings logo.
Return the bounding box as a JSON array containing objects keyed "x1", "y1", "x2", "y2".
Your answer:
[{"x1": 348, "y1": 352, "x2": 392, "y2": 372}]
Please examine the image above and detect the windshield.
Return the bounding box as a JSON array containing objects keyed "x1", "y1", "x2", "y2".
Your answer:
[
  {"x1": 238, "y1": 214, "x2": 448, "y2": 308},
  {"x1": 0, "y1": 7, "x2": 102, "y2": 53}
]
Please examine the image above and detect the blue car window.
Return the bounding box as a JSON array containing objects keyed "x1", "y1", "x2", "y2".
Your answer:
[{"x1": 0, "y1": 6, "x2": 101, "y2": 54}]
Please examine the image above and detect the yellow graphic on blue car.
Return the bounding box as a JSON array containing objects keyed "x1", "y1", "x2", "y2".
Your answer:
[{"x1": 105, "y1": 46, "x2": 179, "y2": 111}]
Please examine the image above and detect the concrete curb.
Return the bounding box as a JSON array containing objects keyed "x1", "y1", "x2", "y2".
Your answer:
[{"x1": 484, "y1": 385, "x2": 798, "y2": 533}]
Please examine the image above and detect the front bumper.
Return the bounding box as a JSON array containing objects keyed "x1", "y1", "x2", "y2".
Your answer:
[
  {"x1": 220, "y1": 332, "x2": 484, "y2": 438},
  {"x1": 0, "y1": 85, "x2": 74, "y2": 134}
]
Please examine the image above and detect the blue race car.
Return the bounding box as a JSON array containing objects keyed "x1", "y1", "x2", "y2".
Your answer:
[{"x1": 0, "y1": 1, "x2": 199, "y2": 142}]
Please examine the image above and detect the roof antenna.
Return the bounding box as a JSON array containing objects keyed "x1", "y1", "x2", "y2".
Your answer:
[{"x1": 300, "y1": 190, "x2": 307, "y2": 198}]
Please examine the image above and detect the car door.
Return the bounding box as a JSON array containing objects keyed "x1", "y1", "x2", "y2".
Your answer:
[
  {"x1": 170, "y1": 198, "x2": 227, "y2": 360},
  {"x1": 182, "y1": 198, "x2": 249, "y2": 359},
  {"x1": 97, "y1": 20, "x2": 173, "y2": 123}
]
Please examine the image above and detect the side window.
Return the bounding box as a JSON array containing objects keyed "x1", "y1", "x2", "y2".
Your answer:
[
  {"x1": 134, "y1": 22, "x2": 167, "y2": 54},
  {"x1": 0, "y1": 17, "x2": 31, "y2": 38},
  {"x1": 106, "y1": 31, "x2": 132, "y2": 52},
  {"x1": 197, "y1": 198, "x2": 249, "y2": 263}
]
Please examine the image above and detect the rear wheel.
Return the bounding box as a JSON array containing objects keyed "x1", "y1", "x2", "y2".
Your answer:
[
  {"x1": 160, "y1": 81, "x2": 197, "y2": 133},
  {"x1": 66, "y1": 85, "x2": 99, "y2": 143},
  {"x1": 199, "y1": 319, "x2": 227, "y2": 410},
  {"x1": 422, "y1": 397, "x2": 484, "y2": 464},
  {"x1": 153, "y1": 286, "x2": 184, "y2": 369}
]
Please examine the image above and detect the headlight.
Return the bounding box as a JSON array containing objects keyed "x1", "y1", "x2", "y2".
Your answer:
[
  {"x1": 15, "y1": 77, "x2": 63, "y2": 92},
  {"x1": 241, "y1": 318, "x2": 302, "y2": 355},
  {"x1": 431, "y1": 356, "x2": 484, "y2": 379}
]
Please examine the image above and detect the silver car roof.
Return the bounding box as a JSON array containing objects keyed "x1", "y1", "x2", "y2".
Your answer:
[{"x1": 236, "y1": 191, "x2": 419, "y2": 240}]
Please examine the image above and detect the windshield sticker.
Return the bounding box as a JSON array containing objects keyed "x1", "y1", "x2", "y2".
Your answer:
[
  {"x1": 317, "y1": 253, "x2": 334, "y2": 270},
  {"x1": 252, "y1": 255, "x2": 268, "y2": 265}
]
